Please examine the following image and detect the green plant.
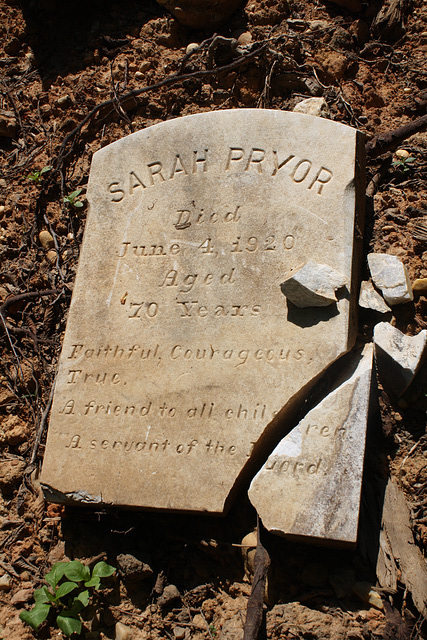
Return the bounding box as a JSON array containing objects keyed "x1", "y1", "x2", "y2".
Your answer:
[
  {"x1": 19, "y1": 560, "x2": 115, "y2": 637},
  {"x1": 64, "y1": 189, "x2": 84, "y2": 209},
  {"x1": 392, "y1": 154, "x2": 416, "y2": 172},
  {"x1": 27, "y1": 165, "x2": 52, "y2": 184},
  {"x1": 209, "y1": 623, "x2": 217, "y2": 637}
]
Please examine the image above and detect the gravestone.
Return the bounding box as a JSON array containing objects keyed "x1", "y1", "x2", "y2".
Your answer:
[{"x1": 41, "y1": 109, "x2": 365, "y2": 513}]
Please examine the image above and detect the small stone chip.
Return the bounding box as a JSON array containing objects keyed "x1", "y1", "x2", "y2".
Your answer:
[
  {"x1": 358, "y1": 281, "x2": 391, "y2": 313},
  {"x1": 367, "y1": 253, "x2": 413, "y2": 305},
  {"x1": 280, "y1": 260, "x2": 348, "y2": 307},
  {"x1": 373, "y1": 322, "x2": 427, "y2": 397}
]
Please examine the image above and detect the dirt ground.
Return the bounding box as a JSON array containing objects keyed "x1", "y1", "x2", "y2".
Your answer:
[{"x1": 0, "y1": 0, "x2": 426, "y2": 638}]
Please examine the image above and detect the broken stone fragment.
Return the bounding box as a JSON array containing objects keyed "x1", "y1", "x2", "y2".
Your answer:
[
  {"x1": 367, "y1": 253, "x2": 413, "y2": 305},
  {"x1": 280, "y1": 260, "x2": 348, "y2": 307},
  {"x1": 358, "y1": 280, "x2": 391, "y2": 313},
  {"x1": 373, "y1": 322, "x2": 426, "y2": 397},
  {"x1": 248, "y1": 344, "x2": 373, "y2": 544},
  {"x1": 292, "y1": 97, "x2": 330, "y2": 118}
]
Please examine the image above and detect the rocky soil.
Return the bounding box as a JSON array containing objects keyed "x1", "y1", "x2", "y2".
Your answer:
[{"x1": 0, "y1": 0, "x2": 426, "y2": 638}]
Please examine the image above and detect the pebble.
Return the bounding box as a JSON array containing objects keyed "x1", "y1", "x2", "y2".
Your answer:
[
  {"x1": 192, "y1": 614, "x2": 206, "y2": 630},
  {"x1": 38, "y1": 229, "x2": 54, "y2": 249},
  {"x1": 0, "y1": 574, "x2": 11, "y2": 591},
  {"x1": 280, "y1": 260, "x2": 348, "y2": 307},
  {"x1": 241, "y1": 531, "x2": 257, "y2": 577},
  {"x1": 367, "y1": 253, "x2": 413, "y2": 305},
  {"x1": 413, "y1": 278, "x2": 427, "y2": 292},
  {"x1": 11, "y1": 588, "x2": 33, "y2": 605},
  {"x1": 359, "y1": 281, "x2": 391, "y2": 313},
  {"x1": 0, "y1": 205, "x2": 5, "y2": 214},
  {"x1": 173, "y1": 627, "x2": 186, "y2": 640},
  {"x1": 116, "y1": 553, "x2": 153, "y2": 582},
  {"x1": 236, "y1": 31, "x2": 253, "y2": 45},
  {"x1": 353, "y1": 582, "x2": 383, "y2": 610},
  {"x1": 67, "y1": 232, "x2": 74, "y2": 241},
  {"x1": 46, "y1": 249, "x2": 57, "y2": 264},
  {"x1": 293, "y1": 97, "x2": 330, "y2": 118},
  {"x1": 186, "y1": 42, "x2": 199, "y2": 55},
  {"x1": 395, "y1": 149, "x2": 410, "y2": 159},
  {"x1": 56, "y1": 94, "x2": 71, "y2": 107},
  {"x1": 157, "y1": 584, "x2": 180, "y2": 606},
  {"x1": 373, "y1": 322, "x2": 427, "y2": 397},
  {"x1": 135, "y1": 71, "x2": 144, "y2": 80},
  {"x1": 403, "y1": 87, "x2": 412, "y2": 94},
  {"x1": 115, "y1": 621, "x2": 133, "y2": 640},
  {"x1": 139, "y1": 60, "x2": 152, "y2": 72}
]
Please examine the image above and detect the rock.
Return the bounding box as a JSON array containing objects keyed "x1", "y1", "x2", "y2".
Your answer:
[
  {"x1": 267, "y1": 602, "x2": 350, "y2": 640},
  {"x1": 0, "y1": 110, "x2": 18, "y2": 138},
  {"x1": 56, "y1": 94, "x2": 71, "y2": 108},
  {"x1": 38, "y1": 230, "x2": 54, "y2": 249},
  {"x1": 116, "y1": 553, "x2": 153, "y2": 582},
  {"x1": 115, "y1": 622, "x2": 133, "y2": 640},
  {"x1": 292, "y1": 97, "x2": 330, "y2": 118},
  {"x1": 11, "y1": 588, "x2": 34, "y2": 605},
  {"x1": 46, "y1": 249, "x2": 57, "y2": 264},
  {"x1": 219, "y1": 614, "x2": 244, "y2": 640},
  {"x1": 192, "y1": 614, "x2": 206, "y2": 630},
  {"x1": 236, "y1": 31, "x2": 252, "y2": 46},
  {"x1": 330, "y1": 27, "x2": 353, "y2": 50},
  {"x1": 0, "y1": 574, "x2": 11, "y2": 591},
  {"x1": 185, "y1": 43, "x2": 199, "y2": 55},
  {"x1": 353, "y1": 582, "x2": 383, "y2": 610},
  {"x1": 395, "y1": 149, "x2": 410, "y2": 159},
  {"x1": 316, "y1": 51, "x2": 348, "y2": 82},
  {"x1": 155, "y1": 0, "x2": 246, "y2": 28},
  {"x1": 367, "y1": 253, "x2": 413, "y2": 305},
  {"x1": 158, "y1": 584, "x2": 180, "y2": 606},
  {"x1": 358, "y1": 281, "x2": 391, "y2": 313},
  {"x1": 241, "y1": 531, "x2": 257, "y2": 577},
  {"x1": 373, "y1": 322, "x2": 426, "y2": 397},
  {"x1": 0, "y1": 459, "x2": 26, "y2": 493},
  {"x1": 280, "y1": 260, "x2": 348, "y2": 307},
  {"x1": 0, "y1": 415, "x2": 28, "y2": 445},
  {"x1": 249, "y1": 345, "x2": 374, "y2": 544},
  {"x1": 413, "y1": 278, "x2": 427, "y2": 292},
  {"x1": 173, "y1": 627, "x2": 186, "y2": 639}
]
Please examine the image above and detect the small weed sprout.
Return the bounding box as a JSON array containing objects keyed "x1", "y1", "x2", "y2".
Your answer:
[
  {"x1": 392, "y1": 149, "x2": 416, "y2": 172},
  {"x1": 27, "y1": 166, "x2": 52, "y2": 184},
  {"x1": 19, "y1": 560, "x2": 115, "y2": 637},
  {"x1": 64, "y1": 189, "x2": 84, "y2": 209}
]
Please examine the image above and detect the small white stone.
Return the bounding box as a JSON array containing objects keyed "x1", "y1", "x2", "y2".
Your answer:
[
  {"x1": 39, "y1": 229, "x2": 54, "y2": 249},
  {"x1": 395, "y1": 149, "x2": 410, "y2": 159},
  {"x1": 67, "y1": 232, "x2": 74, "y2": 242},
  {"x1": 135, "y1": 71, "x2": 144, "y2": 80},
  {"x1": 373, "y1": 322, "x2": 427, "y2": 397},
  {"x1": 403, "y1": 87, "x2": 411, "y2": 94},
  {"x1": 115, "y1": 621, "x2": 133, "y2": 640},
  {"x1": 236, "y1": 31, "x2": 252, "y2": 45},
  {"x1": 186, "y1": 43, "x2": 199, "y2": 55},
  {"x1": 359, "y1": 281, "x2": 391, "y2": 313},
  {"x1": 0, "y1": 574, "x2": 11, "y2": 591},
  {"x1": 293, "y1": 97, "x2": 330, "y2": 118},
  {"x1": 0, "y1": 205, "x2": 5, "y2": 214},
  {"x1": 367, "y1": 253, "x2": 413, "y2": 305},
  {"x1": 280, "y1": 260, "x2": 348, "y2": 307}
]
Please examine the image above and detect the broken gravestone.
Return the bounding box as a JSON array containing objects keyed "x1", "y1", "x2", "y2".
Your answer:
[
  {"x1": 248, "y1": 344, "x2": 373, "y2": 544},
  {"x1": 41, "y1": 109, "x2": 365, "y2": 513}
]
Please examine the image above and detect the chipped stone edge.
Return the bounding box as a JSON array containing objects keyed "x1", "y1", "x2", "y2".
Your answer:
[{"x1": 41, "y1": 483, "x2": 107, "y2": 505}]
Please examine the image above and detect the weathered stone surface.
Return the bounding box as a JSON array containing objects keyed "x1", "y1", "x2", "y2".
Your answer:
[
  {"x1": 293, "y1": 98, "x2": 330, "y2": 118},
  {"x1": 358, "y1": 280, "x2": 391, "y2": 313},
  {"x1": 155, "y1": 0, "x2": 246, "y2": 27},
  {"x1": 373, "y1": 322, "x2": 426, "y2": 397},
  {"x1": 41, "y1": 109, "x2": 364, "y2": 513},
  {"x1": 367, "y1": 253, "x2": 413, "y2": 305},
  {"x1": 281, "y1": 260, "x2": 348, "y2": 307},
  {"x1": 249, "y1": 344, "x2": 373, "y2": 544}
]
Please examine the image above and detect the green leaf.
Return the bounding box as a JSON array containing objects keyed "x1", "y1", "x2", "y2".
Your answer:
[
  {"x1": 64, "y1": 560, "x2": 90, "y2": 583},
  {"x1": 75, "y1": 589, "x2": 90, "y2": 607},
  {"x1": 56, "y1": 581, "x2": 78, "y2": 600},
  {"x1": 34, "y1": 586, "x2": 54, "y2": 604},
  {"x1": 20, "y1": 603, "x2": 50, "y2": 630},
  {"x1": 40, "y1": 166, "x2": 52, "y2": 174},
  {"x1": 84, "y1": 576, "x2": 100, "y2": 589},
  {"x1": 56, "y1": 613, "x2": 82, "y2": 637},
  {"x1": 45, "y1": 562, "x2": 68, "y2": 588},
  {"x1": 92, "y1": 561, "x2": 116, "y2": 579},
  {"x1": 69, "y1": 189, "x2": 82, "y2": 199},
  {"x1": 74, "y1": 200, "x2": 83, "y2": 208}
]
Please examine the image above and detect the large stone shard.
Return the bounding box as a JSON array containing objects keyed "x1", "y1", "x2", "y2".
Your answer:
[
  {"x1": 41, "y1": 110, "x2": 365, "y2": 513},
  {"x1": 248, "y1": 344, "x2": 374, "y2": 544}
]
